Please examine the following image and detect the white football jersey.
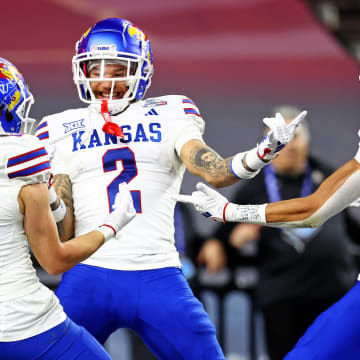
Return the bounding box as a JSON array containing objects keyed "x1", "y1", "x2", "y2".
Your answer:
[
  {"x1": 0, "y1": 134, "x2": 65, "y2": 341},
  {"x1": 35, "y1": 95, "x2": 205, "y2": 270}
]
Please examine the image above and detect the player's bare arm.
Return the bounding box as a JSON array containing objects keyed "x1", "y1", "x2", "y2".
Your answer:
[
  {"x1": 180, "y1": 111, "x2": 307, "y2": 187},
  {"x1": 19, "y1": 183, "x2": 104, "y2": 275},
  {"x1": 180, "y1": 139, "x2": 239, "y2": 187},
  {"x1": 266, "y1": 158, "x2": 360, "y2": 224},
  {"x1": 175, "y1": 158, "x2": 360, "y2": 227},
  {"x1": 53, "y1": 174, "x2": 75, "y2": 241},
  {"x1": 19, "y1": 182, "x2": 135, "y2": 275}
]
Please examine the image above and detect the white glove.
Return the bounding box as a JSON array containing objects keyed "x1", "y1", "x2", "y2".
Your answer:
[
  {"x1": 234, "y1": 111, "x2": 307, "y2": 175},
  {"x1": 98, "y1": 182, "x2": 136, "y2": 241},
  {"x1": 257, "y1": 111, "x2": 307, "y2": 161},
  {"x1": 173, "y1": 182, "x2": 229, "y2": 222}
]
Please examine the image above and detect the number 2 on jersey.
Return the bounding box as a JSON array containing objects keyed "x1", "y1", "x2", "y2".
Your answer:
[{"x1": 103, "y1": 148, "x2": 141, "y2": 213}]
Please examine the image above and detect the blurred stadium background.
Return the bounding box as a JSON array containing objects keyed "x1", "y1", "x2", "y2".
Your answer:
[{"x1": 2, "y1": 0, "x2": 359, "y2": 359}]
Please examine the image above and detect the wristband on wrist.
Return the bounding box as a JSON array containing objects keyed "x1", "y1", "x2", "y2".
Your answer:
[
  {"x1": 48, "y1": 186, "x2": 58, "y2": 205},
  {"x1": 51, "y1": 197, "x2": 67, "y2": 223},
  {"x1": 246, "y1": 147, "x2": 270, "y2": 171},
  {"x1": 231, "y1": 152, "x2": 260, "y2": 179},
  {"x1": 224, "y1": 203, "x2": 267, "y2": 223},
  {"x1": 98, "y1": 224, "x2": 116, "y2": 242}
]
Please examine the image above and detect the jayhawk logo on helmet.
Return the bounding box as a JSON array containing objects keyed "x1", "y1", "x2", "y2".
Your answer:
[{"x1": 127, "y1": 24, "x2": 146, "y2": 41}]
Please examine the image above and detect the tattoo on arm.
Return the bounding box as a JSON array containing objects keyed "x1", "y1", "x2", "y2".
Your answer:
[
  {"x1": 53, "y1": 174, "x2": 74, "y2": 213},
  {"x1": 190, "y1": 144, "x2": 233, "y2": 177},
  {"x1": 53, "y1": 174, "x2": 74, "y2": 239},
  {"x1": 56, "y1": 218, "x2": 65, "y2": 239}
]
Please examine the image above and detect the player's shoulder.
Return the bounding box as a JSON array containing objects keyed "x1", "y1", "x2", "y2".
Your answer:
[
  {"x1": 140, "y1": 95, "x2": 200, "y2": 111},
  {"x1": 2, "y1": 133, "x2": 43, "y2": 152},
  {"x1": 3, "y1": 133, "x2": 51, "y2": 183},
  {"x1": 35, "y1": 107, "x2": 88, "y2": 140},
  {"x1": 138, "y1": 95, "x2": 203, "y2": 129}
]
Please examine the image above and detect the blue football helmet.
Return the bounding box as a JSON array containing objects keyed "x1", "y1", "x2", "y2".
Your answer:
[
  {"x1": 0, "y1": 58, "x2": 34, "y2": 133},
  {"x1": 72, "y1": 18, "x2": 154, "y2": 114}
]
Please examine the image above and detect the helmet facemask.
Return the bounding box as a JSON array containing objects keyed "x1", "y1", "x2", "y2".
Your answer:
[
  {"x1": 17, "y1": 91, "x2": 35, "y2": 133},
  {"x1": 73, "y1": 53, "x2": 152, "y2": 115},
  {"x1": 73, "y1": 18, "x2": 154, "y2": 115}
]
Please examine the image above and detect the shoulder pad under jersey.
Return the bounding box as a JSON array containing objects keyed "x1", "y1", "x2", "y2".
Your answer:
[{"x1": 142, "y1": 95, "x2": 205, "y2": 135}]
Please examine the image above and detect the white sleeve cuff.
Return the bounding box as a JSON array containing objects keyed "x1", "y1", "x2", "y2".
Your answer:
[
  {"x1": 225, "y1": 203, "x2": 267, "y2": 224},
  {"x1": 51, "y1": 197, "x2": 67, "y2": 223},
  {"x1": 245, "y1": 147, "x2": 269, "y2": 170},
  {"x1": 231, "y1": 152, "x2": 260, "y2": 179},
  {"x1": 97, "y1": 225, "x2": 116, "y2": 242}
]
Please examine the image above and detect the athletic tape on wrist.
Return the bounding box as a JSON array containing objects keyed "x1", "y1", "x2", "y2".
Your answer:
[
  {"x1": 245, "y1": 147, "x2": 268, "y2": 170},
  {"x1": 98, "y1": 224, "x2": 116, "y2": 242},
  {"x1": 52, "y1": 197, "x2": 67, "y2": 223},
  {"x1": 225, "y1": 203, "x2": 267, "y2": 224},
  {"x1": 48, "y1": 186, "x2": 58, "y2": 205},
  {"x1": 231, "y1": 152, "x2": 260, "y2": 179}
]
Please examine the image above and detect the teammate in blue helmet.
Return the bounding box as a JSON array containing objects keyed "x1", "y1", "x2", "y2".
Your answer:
[
  {"x1": 0, "y1": 57, "x2": 136, "y2": 359},
  {"x1": 35, "y1": 18, "x2": 307, "y2": 360},
  {"x1": 0, "y1": 58, "x2": 35, "y2": 134}
]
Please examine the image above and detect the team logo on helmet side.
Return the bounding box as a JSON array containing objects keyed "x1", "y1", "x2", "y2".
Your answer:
[
  {"x1": 0, "y1": 64, "x2": 14, "y2": 81},
  {"x1": 127, "y1": 25, "x2": 146, "y2": 40},
  {"x1": 0, "y1": 83, "x2": 9, "y2": 95},
  {"x1": 8, "y1": 91, "x2": 21, "y2": 111}
]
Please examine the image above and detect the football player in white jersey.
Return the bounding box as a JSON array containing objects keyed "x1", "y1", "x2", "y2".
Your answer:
[
  {"x1": 0, "y1": 57, "x2": 136, "y2": 360},
  {"x1": 175, "y1": 132, "x2": 360, "y2": 359},
  {"x1": 34, "y1": 18, "x2": 306, "y2": 359}
]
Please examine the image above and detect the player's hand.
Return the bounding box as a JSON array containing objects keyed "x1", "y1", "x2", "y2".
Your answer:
[
  {"x1": 101, "y1": 182, "x2": 136, "y2": 239},
  {"x1": 173, "y1": 182, "x2": 229, "y2": 222},
  {"x1": 257, "y1": 111, "x2": 307, "y2": 161}
]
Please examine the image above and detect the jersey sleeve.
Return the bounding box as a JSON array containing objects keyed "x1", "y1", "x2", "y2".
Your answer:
[
  {"x1": 174, "y1": 97, "x2": 206, "y2": 155},
  {"x1": 34, "y1": 119, "x2": 50, "y2": 143},
  {"x1": 34, "y1": 116, "x2": 71, "y2": 176},
  {"x1": 6, "y1": 134, "x2": 51, "y2": 185}
]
